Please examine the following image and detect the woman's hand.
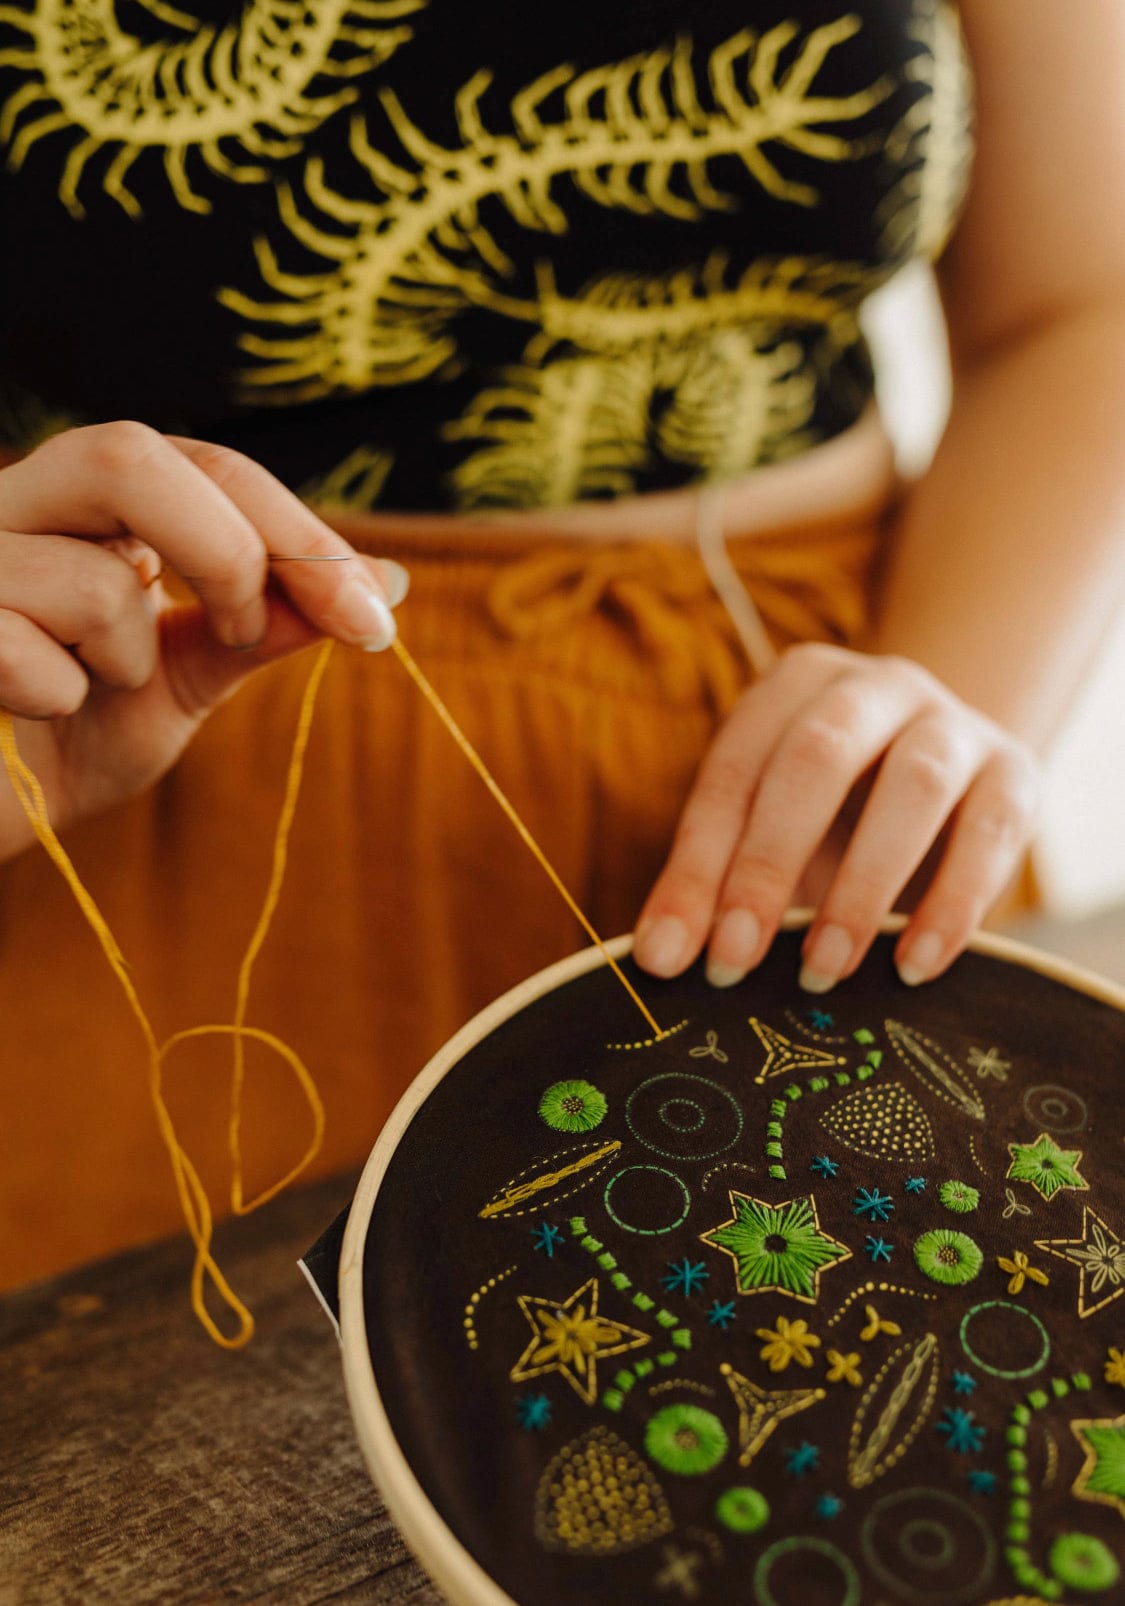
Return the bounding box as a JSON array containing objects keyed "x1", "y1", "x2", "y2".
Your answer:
[
  {"x1": 0, "y1": 424, "x2": 407, "y2": 860},
  {"x1": 633, "y1": 643, "x2": 1041, "y2": 991}
]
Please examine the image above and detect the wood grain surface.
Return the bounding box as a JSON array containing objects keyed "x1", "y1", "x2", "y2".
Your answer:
[{"x1": 0, "y1": 1173, "x2": 442, "y2": 1606}]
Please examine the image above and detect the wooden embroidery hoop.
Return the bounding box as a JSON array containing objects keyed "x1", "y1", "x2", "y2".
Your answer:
[{"x1": 338, "y1": 912, "x2": 1125, "y2": 1606}]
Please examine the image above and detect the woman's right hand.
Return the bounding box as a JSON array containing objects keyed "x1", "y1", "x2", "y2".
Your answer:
[{"x1": 0, "y1": 423, "x2": 407, "y2": 861}]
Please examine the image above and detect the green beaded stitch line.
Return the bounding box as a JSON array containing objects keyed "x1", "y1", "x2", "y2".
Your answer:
[
  {"x1": 569, "y1": 1215, "x2": 692, "y2": 1409},
  {"x1": 1002, "y1": 1370, "x2": 1093, "y2": 1600},
  {"x1": 764, "y1": 1030, "x2": 883, "y2": 1181}
]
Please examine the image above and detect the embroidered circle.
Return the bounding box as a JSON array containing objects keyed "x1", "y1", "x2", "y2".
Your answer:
[
  {"x1": 959, "y1": 1300, "x2": 1051, "y2": 1380},
  {"x1": 538, "y1": 1079, "x2": 608, "y2": 1133},
  {"x1": 603, "y1": 1166, "x2": 691, "y2": 1236},
  {"x1": 1049, "y1": 1532, "x2": 1120, "y2": 1593},
  {"x1": 860, "y1": 1488, "x2": 996, "y2": 1603},
  {"x1": 626, "y1": 1072, "x2": 743, "y2": 1160},
  {"x1": 643, "y1": 1403, "x2": 729, "y2": 1476},
  {"x1": 715, "y1": 1485, "x2": 769, "y2": 1534},
  {"x1": 1023, "y1": 1082, "x2": 1089, "y2": 1135},
  {"x1": 658, "y1": 1097, "x2": 706, "y2": 1132},
  {"x1": 938, "y1": 1180, "x2": 980, "y2": 1214},
  {"x1": 899, "y1": 1518, "x2": 955, "y2": 1570},
  {"x1": 914, "y1": 1228, "x2": 984, "y2": 1286},
  {"x1": 752, "y1": 1537, "x2": 861, "y2": 1606}
]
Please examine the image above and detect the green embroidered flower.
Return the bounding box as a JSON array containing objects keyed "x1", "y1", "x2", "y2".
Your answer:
[
  {"x1": 1048, "y1": 1532, "x2": 1120, "y2": 1594},
  {"x1": 715, "y1": 1486, "x2": 770, "y2": 1533},
  {"x1": 538, "y1": 1079, "x2": 608, "y2": 1133},
  {"x1": 914, "y1": 1228, "x2": 983, "y2": 1287},
  {"x1": 644, "y1": 1403, "x2": 729, "y2": 1476},
  {"x1": 700, "y1": 1192, "x2": 851, "y2": 1302},
  {"x1": 939, "y1": 1179, "x2": 980, "y2": 1214},
  {"x1": 1007, "y1": 1132, "x2": 1088, "y2": 1201}
]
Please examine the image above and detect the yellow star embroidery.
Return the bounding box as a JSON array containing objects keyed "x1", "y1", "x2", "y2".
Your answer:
[
  {"x1": 1105, "y1": 1349, "x2": 1125, "y2": 1389},
  {"x1": 997, "y1": 1251, "x2": 1050, "y2": 1296},
  {"x1": 1037, "y1": 1207, "x2": 1125, "y2": 1319},
  {"x1": 755, "y1": 1316, "x2": 821, "y2": 1373},
  {"x1": 859, "y1": 1304, "x2": 902, "y2": 1343},
  {"x1": 510, "y1": 1277, "x2": 649, "y2": 1405},
  {"x1": 825, "y1": 1349, "x2": 863, "y2": 1387}
]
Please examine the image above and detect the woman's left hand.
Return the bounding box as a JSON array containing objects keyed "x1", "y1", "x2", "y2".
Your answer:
[{"x1": 633, "y1": 642, "x2": 1042, "y2": 992}]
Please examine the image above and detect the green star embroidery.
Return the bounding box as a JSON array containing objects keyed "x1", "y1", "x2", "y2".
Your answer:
[
  {"x1": 1006, "y1": 1131, "x2": 1088, "y2": 1202},
  {"x1": 1071, "y1": 1415, "x2": 1125, "y2": 1518},
  {"x1": 700, "y1": 1192, "x2": 851, "y2": 1304}
]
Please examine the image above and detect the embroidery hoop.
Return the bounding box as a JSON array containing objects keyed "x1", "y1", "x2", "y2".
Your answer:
[{"x1": 338, "y1": 912, "x2": 1125, "y2": 1606}]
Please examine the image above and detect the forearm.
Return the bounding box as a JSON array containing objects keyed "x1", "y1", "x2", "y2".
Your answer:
[{"x1": 874, "y1": 298, "x2": 1125, "y2": 752}]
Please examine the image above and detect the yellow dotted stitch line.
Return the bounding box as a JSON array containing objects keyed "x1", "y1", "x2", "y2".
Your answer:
[
  {"x1": 607, "y1": 1018, "x2": 690, "y2": 1051},
  {"x1": 463, "y1": 1264, "x2": 517, "y2": 1351},
  {"x1": 825, "y1": 1279, "x2": 938, "y2": 1330}
]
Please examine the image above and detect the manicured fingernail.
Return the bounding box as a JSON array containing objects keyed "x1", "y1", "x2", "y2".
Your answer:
[
  {"x1": 336, "y1": 579, "x2": 397, "y2": 650},
  {"x1": 634, "y1": 915, "x2": 690, "y2": 977},
  {"x1": 373, "y1": 558, "x2": 410, "y2": 609},
  {"x1": 897, "y1": 930, "x2": 944, "y2": 987},
  {"x1": 799, "y1": 923, "x2": 852, "y2": 993},
  {"x1": 219, "y1": 597, "x2": 268, "y2": 651},
  {"x1": 706, "y1": 909, "x2": 762, "y2": 988}
]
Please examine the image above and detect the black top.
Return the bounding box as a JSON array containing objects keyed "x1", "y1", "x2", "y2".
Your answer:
[{"x1": 0, "y1": 0, "x2": 972, "y2": 510}]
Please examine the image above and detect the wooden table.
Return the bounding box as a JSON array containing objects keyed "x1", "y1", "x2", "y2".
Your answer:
[{"x1": 0, "y1": 1174, "x2": 442, "y2": 1605}]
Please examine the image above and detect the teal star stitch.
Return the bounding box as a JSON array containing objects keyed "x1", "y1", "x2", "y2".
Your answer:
[
  {"x1": 967, "y1": 1469, "x2": 995, "y2": 1494},
  {"x1": 815, "y1": 1493, "x2": 843, "y2": 1519},
  {"x1": 938, "y1": 1407, "x2": 985, "y2": 1454},
  {"x1": 810, "y1": 1156, "x2": 839, "y2": 1178},
  {"x1": 785, "y1": 1442, "x2": 820, "y2": 1478},
  {"x1": 905, "y1": 1177, "x2": 927, "y2": 1194},
  {"x1": 853, "y1": 1188, "x2": 894, "y2": 1223},
  {"x1": 708, "y1": 1299, "x2": 736, "y2": 1330},
  {"x1": 516, "y1": 1392, "x2": 553, "y2": 1430},
  {"x1": 663, "y1": 1259, "x2": 709, "y2": 1296},
  {"x1": 532, "y1": 1222, "x2": 564, "y2": 1257},
  {"x1": 864, "y1": 1237, "x2": 893, "y2": 1263},
  {"x1": 952, "y1": 1370, "x2": 977, "y2": 1395}
]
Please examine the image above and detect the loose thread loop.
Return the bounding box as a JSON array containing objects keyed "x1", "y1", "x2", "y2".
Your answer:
[
  {"x1": 0, "y1": 625, "x2": 662, "y2": 1350},
  {"x1": 389, "y1": 636, "x2": 664, "y2": 1040},
  {"x1": 0, "y1": 638, "x2": 334, "y2": 1349}
]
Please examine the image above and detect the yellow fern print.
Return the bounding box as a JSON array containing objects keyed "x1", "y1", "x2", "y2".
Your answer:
[
  {"x1": 657, "y1": 329, "x2": 818, "y2": 481},
  {"x1": 521, "y1": 253, "x2": 873, "y2": 365},
  {"x1": 444, "y1": 322, "x2": 821, "y2": 510},
  {"x1": 299, "y1": 442, "x2": 395, "y2": 511},
  {"x1": 446, "y1": 353, "x2": 656, "y2": 509},
  {"x1": 220, "y1": 16, "x2": 892, "y2": 402},
  {"x1": 878, "y1": 0, "x2": 974, "y2": 260},
  {"x1": 0, "y1": 0, "x2": 425, "y2": 217}
]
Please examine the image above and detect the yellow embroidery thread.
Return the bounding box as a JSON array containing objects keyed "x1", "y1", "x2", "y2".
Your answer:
[
  {"x1": 0, "y1": 628, "x2": 663, "y2": 1343},
  {"x1": 0, "y1": 636, "x2": 335, "y2": 1348}
]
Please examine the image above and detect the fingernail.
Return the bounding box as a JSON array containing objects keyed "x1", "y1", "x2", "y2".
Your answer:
[
  {"x1": 336, "y1": 579, "x2": 397, "y2": 650},
  {"x1": 218, "y1": 597, "x2": 268, "y2": 651},
  {"x1": 373, "y1": 558, "x2": 410, "y2": 609},
  {"x1": 634, "y1": 915, "x2": 690, "y2": 977},
  {"x1": 799, "y1": 923, "x2": 852, "y2": 993},
  {"x1": 897, "y1": 930, "x2": 944, "y2": 987},
  {"x1": 706, "y1": 909, "x2": 762, "y2": 988}
]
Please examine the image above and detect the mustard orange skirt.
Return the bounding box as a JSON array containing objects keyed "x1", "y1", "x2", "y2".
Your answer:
[{"x1": 0, "y1": 495, "x2": 891, "y2": 1289}]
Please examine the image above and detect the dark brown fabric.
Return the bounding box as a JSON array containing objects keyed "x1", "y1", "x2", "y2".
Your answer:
[{"x1": 359, "y1": 928, "x2": 1125, "y2": 1604}]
